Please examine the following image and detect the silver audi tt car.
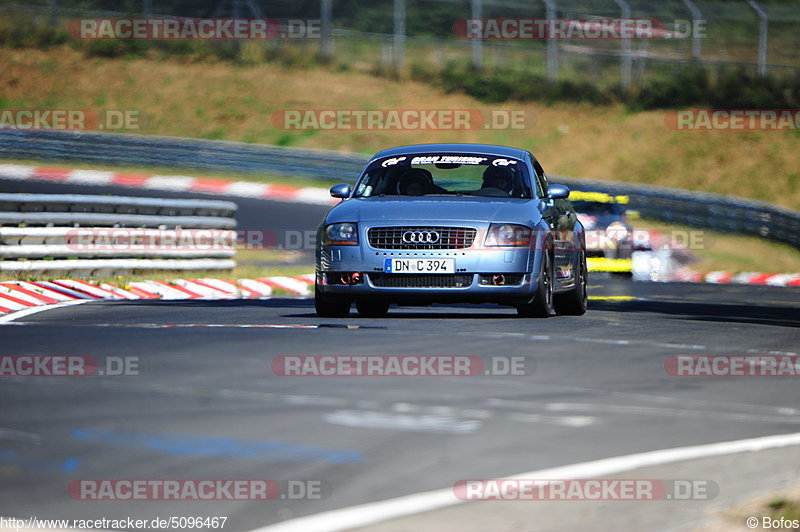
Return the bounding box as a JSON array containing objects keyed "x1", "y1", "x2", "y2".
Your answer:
[{"x1": 315, "y1": 143, "x2": 587, "y2": 318}]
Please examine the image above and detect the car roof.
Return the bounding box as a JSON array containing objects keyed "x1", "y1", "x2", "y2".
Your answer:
[{"x1": 370, "y1": 143, "x2": 529, "y2": 161}]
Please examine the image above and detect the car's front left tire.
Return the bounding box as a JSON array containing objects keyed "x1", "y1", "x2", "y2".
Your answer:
[
  {"x1": 554, "y1": 250, "x2": 588, "y2": 316},
  {"x1": 315, "y1": 285, "x2": 351, "y2": 317},
  {"x1": 516, "y1": 249, "x2": 554, "y2": 318}
]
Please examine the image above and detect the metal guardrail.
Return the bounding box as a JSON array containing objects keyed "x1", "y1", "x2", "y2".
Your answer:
[
  {"x1": 0, "y1": 258, "x2": 236, "y2": 274},
  {"x1": 0, "y1": 193, "x2": 237, "y2": 217},
  {"x1": 553, "y1": 176, "x2": 800, "y2": 250},
  {"x1": 0, "y1": 191, "x2": 238, "y2": 274},
  {"x1": 0, "y1": 130, "x2": 364, "y2": 180},
  {"x1": 0, "y1": 212, "x2": 237, "y2": 228},
  {"x1": 0, "y1": 130, "x2": 798, "y2": 250}
]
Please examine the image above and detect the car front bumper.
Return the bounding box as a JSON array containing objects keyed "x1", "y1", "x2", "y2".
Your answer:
[{"x1": 316, "y1": 244, "x2": 542, "y2": 304}]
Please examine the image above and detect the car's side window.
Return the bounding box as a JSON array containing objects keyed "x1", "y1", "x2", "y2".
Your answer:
[{"x1": 531, "y1": 158, "x2": 549, "y2": 198}]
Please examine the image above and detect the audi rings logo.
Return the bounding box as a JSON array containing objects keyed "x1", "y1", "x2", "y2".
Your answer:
[{"x1": 403, "y1": 231, "x2": 440, "y2": 244}]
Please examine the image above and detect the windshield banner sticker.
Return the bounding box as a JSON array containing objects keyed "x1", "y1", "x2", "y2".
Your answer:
[{"x1": 409, "y1": 156, "x2": 488, "y2": 165}]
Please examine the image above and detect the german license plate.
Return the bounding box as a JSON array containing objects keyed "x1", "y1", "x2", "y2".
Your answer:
[{"x1": 384, "y1": 258, "x2": 455, "y2": 274}]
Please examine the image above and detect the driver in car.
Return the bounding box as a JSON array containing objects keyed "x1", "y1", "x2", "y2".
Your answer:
[
  {"x1": 481, "y1": 166, "x2": 516, "y2": 195},
  {"x1": 397, "y1": 168, "x2": 447, "y2": 196}
]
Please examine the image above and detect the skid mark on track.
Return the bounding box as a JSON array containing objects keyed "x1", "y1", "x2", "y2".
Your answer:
[
  {"x1": 0, "y1": 428, "x2": 41, "y2": 444},
  {"x1": 71, "y1": 428, "x2": 362, "y2": 463},
  {"x1": 486, "y1": 394, "x2": 800, "y2": 425},
  {"x1": 8, "y1": 319, "x2": 788, "y2": 356},
  {"x1": 0, "y1": 450, "x2": 80, "y2": 473},
  {"x1": 5, "y1": 371, "x2": 799, "y2": 435},
  {"x1": 455, "y1": 330, "x2": 797, "y2": 357}
]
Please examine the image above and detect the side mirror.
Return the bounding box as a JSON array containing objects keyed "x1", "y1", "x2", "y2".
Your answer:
[
  {"x1": 547, "y1": 184, "x2": 570, "y2": 200},
  {"x1": 329, "y1": 183, "x2": 352, "y2": 199}
]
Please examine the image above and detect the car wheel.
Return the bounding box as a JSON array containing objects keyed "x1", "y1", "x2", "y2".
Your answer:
[
  {"x1": 314, "y1": 285, "x2": 350, "y2": 317},
  {"x1": 356, "y1": 299, "x2": 390, "y2": 318},
  {"x1": 517, "y1": 249, "x2": 554, "y2": 318},
  {"x1": 554, "y1": 250, "x2": 588, "y2": 316}
]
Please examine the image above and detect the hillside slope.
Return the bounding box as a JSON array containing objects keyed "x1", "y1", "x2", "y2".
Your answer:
[{"x1": 1, "y1": 46, "x2": 798, "y2": 209}]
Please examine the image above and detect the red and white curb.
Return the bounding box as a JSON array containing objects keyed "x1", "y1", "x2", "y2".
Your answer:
[
  {"x1": 0, "y1": 164, "x2": 337, "y2": 205},
  {"x1": 673, "y1": 268, "x2": 800, "y2": 287},
  {"x1": 0, "y1": 274, "x2": 315, "y2": 316}
]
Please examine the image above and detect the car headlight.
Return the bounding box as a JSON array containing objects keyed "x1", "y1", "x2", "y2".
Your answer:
[
  {"x1": 606, "y1": 221, "x2": 630, "y2": 241},
  {"x1": 323, "y1": 223, "x2": 359, "y2": 246},
  {"x1": 484, "y1": 223, "x2": 531, "y2": 247}
]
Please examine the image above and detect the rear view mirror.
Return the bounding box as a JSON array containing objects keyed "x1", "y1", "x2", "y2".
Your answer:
[
  {"x1": 329, "y1": 183, "x2": 352, "y2": 199},
  {"x1": 548, "y1": 184, "x2": 570, "y2": 200}
]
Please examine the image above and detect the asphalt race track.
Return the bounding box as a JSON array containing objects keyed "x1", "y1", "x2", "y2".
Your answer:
[{"x1": 1, "y1": 179, "x2": 799, "y2": 530}]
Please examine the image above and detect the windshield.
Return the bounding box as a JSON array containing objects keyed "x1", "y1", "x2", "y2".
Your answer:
[{"x1": 354, "y1": 154, "x2": 533, "y2": 199}]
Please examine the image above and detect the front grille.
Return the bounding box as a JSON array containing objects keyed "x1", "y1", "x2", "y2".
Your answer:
[
  {"x1": 367, "y1": 226, "x2": 477, "y2": 250},
  {"x1": 369, "y1": 274, "x2": 474, "y2": 288}
]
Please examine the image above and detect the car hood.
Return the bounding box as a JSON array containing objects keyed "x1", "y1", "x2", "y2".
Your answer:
[{"x1": 325, "y1": 196, "x2": 542, "y2": 225}]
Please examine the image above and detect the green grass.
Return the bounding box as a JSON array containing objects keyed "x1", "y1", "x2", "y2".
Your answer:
[
  {"x1": 3, "y1": 46, "x2": 798, "y2": 209},
  {"x1": 766, "y1": 499, "x2": 800, "y2": 521}
]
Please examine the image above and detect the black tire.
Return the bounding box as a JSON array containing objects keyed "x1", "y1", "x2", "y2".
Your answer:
[
  {"x1": 314, "y1": 285, "x2": 350, "y2": 317},
  {"x1": 356, "y1": 299, "x2": 390, "y2": 318},
  {"x1": 516, "y1": 249, "x2": 554, "y2": 318},
  {"x1": 554, "y1": 251, "x2": 588, "y2": 316}
]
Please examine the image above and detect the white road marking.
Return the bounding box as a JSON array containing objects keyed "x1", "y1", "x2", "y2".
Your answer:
[
  {"x1": 144, "y1": 175, "x2": 195, "y2": 191},
  {"x1": 0, "y1": 164, "x2": 35, "y2": 178},
  {"x1": 544, "y1": 402, "x2": 800, "y2": 424},
  {"x1": 509, "y1": 412, "x2": 597, "y2": 427},
  {"x1": 67, "y1": 169, "x2": 115, "y2": 185},
  {"x1": 323, "y1": 410, "x2": 482, "y2": 434},
  {"x1": 251, "y1": 430, "x2": 800, "y2": 532},
  {"x1": 0, "y1": 300, "x2": 90, "y2": 324}
]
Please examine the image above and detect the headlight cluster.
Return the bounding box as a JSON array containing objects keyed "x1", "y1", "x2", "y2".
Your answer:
[
  {"x1": 484, "y1": 223, "x2": 531, "y2": 247},
  {"x1": 323, "y1": 223, "x2": 359, "y2": 245}
]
